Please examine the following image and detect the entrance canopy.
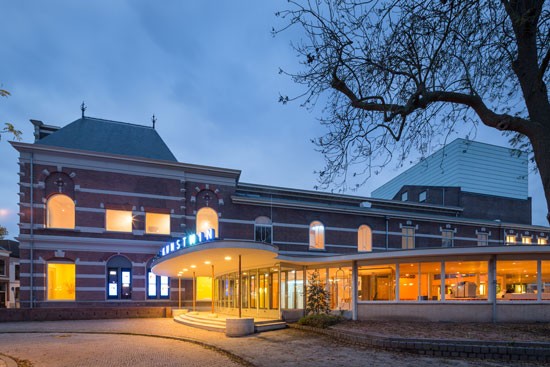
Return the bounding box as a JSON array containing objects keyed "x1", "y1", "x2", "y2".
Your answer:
[{"x1": 152, "y1": 240, "x2": 279, "y2": 277}]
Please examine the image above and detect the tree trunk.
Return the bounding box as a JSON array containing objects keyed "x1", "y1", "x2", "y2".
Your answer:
[{"x1": 529, "y1": 127, "x2": 550, "y2": 224}]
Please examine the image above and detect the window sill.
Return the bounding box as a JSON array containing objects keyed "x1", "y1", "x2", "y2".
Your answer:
[{"x1": 308, "y1": 248, "x2": 326, "y2": 252}]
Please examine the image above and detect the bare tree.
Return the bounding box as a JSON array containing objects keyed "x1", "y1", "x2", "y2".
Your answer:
[{"x1": 276, "y1": 0, "x2": 550, "y2": 222}]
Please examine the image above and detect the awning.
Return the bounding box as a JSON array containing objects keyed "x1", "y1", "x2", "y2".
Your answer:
[{"x1": 151, "y1": 240, "x2": 279, "y2": 277}]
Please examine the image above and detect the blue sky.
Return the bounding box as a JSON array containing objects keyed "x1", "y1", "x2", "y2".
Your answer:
[{"x1": 0, "y1": 1, "x2": 546, "y2": 239}]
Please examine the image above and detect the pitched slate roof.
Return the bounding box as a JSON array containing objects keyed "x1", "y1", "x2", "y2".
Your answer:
[{"x1": 36, "y1": 117, "x2": 177, "y2": 162}]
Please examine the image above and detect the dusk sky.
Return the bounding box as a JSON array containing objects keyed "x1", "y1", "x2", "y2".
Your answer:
[{"x1": 1, "y1": 1, "x2": 546, "y2": 239}]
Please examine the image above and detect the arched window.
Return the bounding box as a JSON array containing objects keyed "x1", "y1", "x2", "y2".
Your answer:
[
  {"x1": 47, "y1": 194, "x2": 75, "y2": 229},
  {"x1": 255, "y1": 216, "x2": 272, "y2": 243},
  {"x1": 358, "y1": 225, "x2": 372, "y2": 252},
  {"x1": 107, "y1": 256, "x2": 132, "y2": 300},
  {"x1": 196, "y1": 207, "x2": 219, "y2": 237},
  {"x1": 309, "y1": 221, "x2": 325, "y2": 250}
]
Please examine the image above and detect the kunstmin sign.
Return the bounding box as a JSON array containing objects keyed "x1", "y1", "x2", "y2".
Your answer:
[{"x1": 158, "y1": 228, "x2": 216, "y2": 257}]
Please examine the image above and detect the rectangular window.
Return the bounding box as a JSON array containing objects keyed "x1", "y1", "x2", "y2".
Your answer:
[
  {"x1": 47, "y1": 263, "x2": 76, "y2": 301},
  {"x1": 0, "y1": 259, "x2": 5, "y2": 276},
  {"x1": 538, "y1": 237, "x2": 548, "y2": 245},
  {"x1": 497, "y1": 260, "x2": 537, "y2": 301},
  {"x1": 146, "y1": 213, "x2": 170, "y2": 235},
  {"x1": 418, "y1": 191, "x2": 427, "y2": 202},
  {"x1": 442, "y1": 230, "x2": 454, "y2": 247},
  {"x1": 160, "y1": 276, "x2": 170, "y2": 297},
  {"x1": 522, "y1": 236, "x2": 532, "y2": 245},
  {"x1": 357, "y1": 264, "x2": 395, "y2": 301},
  {"x1": 401, "y1": 227, "x2": 415, "y2": 249},
  {"x1": 147, "y1": 272, "x2": 157, "y2": 297},
  {"x1": 399, "y1": 263, "x2": 418, "y2": 301},
  {"x1": 419, "y1": 262, "x2": 441, "y2": 301},
  {"x1": 106, "y1": 210, "x2": 132, "y2": 232},
  {"x1": 505, "y1": 234, "x2": 517, "y2": 245},
  {"x1": 401, "y1": 191, "x2": 408, "y2": 201},
  {"x1": 108, "y1": 269, "x2": 118, "y2": 297},
  {"x1": 15, "y1": 264, "x2": 20, "y2": 280},
  {"x1": 255, "y1": 225, "x2": 272, "y2": 243},
  {"x1": 477, "y1": 232, "x2": 489, "y2": 247},
  {"x1": 444, "y1": 261, "x2": 488, "y2": 300}
]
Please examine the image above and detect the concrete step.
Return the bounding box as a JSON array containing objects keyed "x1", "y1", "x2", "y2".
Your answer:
[
  {"x1": 175, "y1": 313, "x2": 225, "y2": 332},
  {"x1": 174, "y1": 312, "x2": 287, "y2": 334}
]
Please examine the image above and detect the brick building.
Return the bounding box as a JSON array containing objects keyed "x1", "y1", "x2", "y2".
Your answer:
[{"x1": 11, "y1": 116, "x2": 550, "y2": 322}]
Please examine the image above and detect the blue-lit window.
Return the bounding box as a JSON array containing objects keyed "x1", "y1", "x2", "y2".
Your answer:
[{"x1": 147, "y1": 269, "x2": 170, "y2": 299}]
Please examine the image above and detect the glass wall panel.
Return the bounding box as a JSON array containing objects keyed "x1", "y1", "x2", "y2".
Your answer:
[
  {"x1": 271, "y1": 270, "x2": 279, "y2": 309},
  {"x1": 497, "y1": 260, "x2": 538, "y2": 301},
  {"x1": 420, "y1": 262, "x2": 442, "y2": 301},
  {"x1": 542, "y1": 261, "x2": 550, "y2": 300},
  {"x1": 444, "y1": 261, "x2": 488, "y2": 300},
  {"x1": 399, "y1": 263, "x2": 419, "y2": 301},
  {"x1": 358, "y1": 264, "x2": 396, "y2": 301},
  {"x1": 329, "y1": 267, "x2": 352, "y2": 310}
]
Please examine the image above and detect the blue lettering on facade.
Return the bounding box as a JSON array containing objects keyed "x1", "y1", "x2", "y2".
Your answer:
[{"x1": 158, "y1": 228, "x2": 216, "y2": 257}]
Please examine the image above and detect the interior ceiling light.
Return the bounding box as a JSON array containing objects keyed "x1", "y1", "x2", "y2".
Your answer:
[
  {"x1": 191, "y1": 265, "x2": 196, "y2": 268},
  {"x1": 224, "y1": 256, "x2": 232, "y2": 261},
  {"x1": 204, "y1": 261, "x2": 211, "y2": 265}
]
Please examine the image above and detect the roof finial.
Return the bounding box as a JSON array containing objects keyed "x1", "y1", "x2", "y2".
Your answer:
[
  {"x1": 152, "y1": 114, "x2": 157, "y2": 129},
  {"x1": 81, "y1": 101, "x2": 87, "y2": 118}
]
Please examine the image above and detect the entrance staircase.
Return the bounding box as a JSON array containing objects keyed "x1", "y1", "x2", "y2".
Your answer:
[{"x1": 174, "y1": 311, "x2": 287, "y2": 333}]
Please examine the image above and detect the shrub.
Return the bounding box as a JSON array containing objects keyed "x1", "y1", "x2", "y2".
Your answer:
[{"x1": 297, "y1": 313, "x2": 344, "y2": 329}]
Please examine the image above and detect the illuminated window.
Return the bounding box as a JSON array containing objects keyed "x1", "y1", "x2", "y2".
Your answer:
[
  {"x1": 106, "y1": 209, "x2": 133, "y2": 232},
  {"x1": 522, "y1": 236, "x2": 532, "y2": 245},
  {"x1": 47, "y1": 263, "x2": 75, "y2": 301},
  {"x1": 402, "y1": 227, "x2": 415, "y2": 249},
  {"x1": 477, "y1": 232, "x2": 489, "y2": 247},
  {"x1": 418, "y1": 191, "x2": 427, "y2": 202},
  {"x1": 358, "y1": 225, "x2": 372, "y2": 252},
  {"x1": 254, "y1": 216, "x2": 272, "y2": 243},
  {"x1": 46, "y1": 194, "x2": 75, "y2": 229},
  {"x1": 399, "y1": 263, "x2": 418, "y2": 301},
  {"x1": 106, "y1": 256, "x2": 132, "y2": 299},
  {"x1": 309, "y1": 221, "x2": 325, "y2": 250},
  {"x1": 147, "y1": 269, "x2": 170, "y2": 299},
  {"x1": 505, "y1": 234, "x2": 517, "y2": 245},
  {"x1": 497, "y1": 260, "x2": 537, "y2": 301},
  {"x1": 538, "y1": 237, "x2": 548, "y2": 245},
  {"x1": 196, "y1": 276, "x2": 212, "y2": 300},
  {"x1": 196, "y1": 207, "x2": 218, "y2": 237},
  {"x1": 445, "y1": 261, "x2": 488, "y2": 300},
  {"x1": 442, "y1": 229, "x2": 454, "y2": 247},
  {"x1": 146, "y1": 213, "x2": 170, "y2": 235},
  {"x1": 357, "y1": 264, "x2": 395, "y2": 301}
]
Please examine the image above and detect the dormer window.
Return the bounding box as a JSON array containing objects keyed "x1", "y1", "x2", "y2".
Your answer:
[
  {"x1": 418, "y1": 191, "x2": 427, "y2": 203},
  {"x1": 401, "y1": 191, "x2": 408, "y2": 201}
]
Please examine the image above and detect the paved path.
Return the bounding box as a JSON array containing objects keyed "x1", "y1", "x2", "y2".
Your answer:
[{"x1": 0, "y1": 319, "x2": 546, "y2": 366}]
